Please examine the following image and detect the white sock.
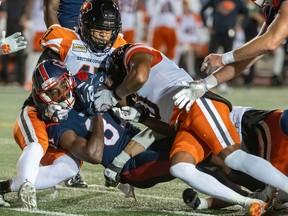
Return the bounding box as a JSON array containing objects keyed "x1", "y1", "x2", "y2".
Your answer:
[
  {"x1": 16, "y1": 142, "x2": 44, "y2": 184},
  {"x1": 170, "y1": 163, "x2": 248, "y2": 206},
  {"x1": 225, "y1": 149, "x2": 288, "y2": 193},
  {"x1": 10, "y1": 155, "x2": 79, "y2": 191},
  {"x1": 198, "y1": 198, "x2": 209, "y2": 209},
  {"x1": 35, "y1": 155, "x2": 79, "y2": 189},
  {"x1": 112, "y1": 151, "x2": 131, "y2": 168}
]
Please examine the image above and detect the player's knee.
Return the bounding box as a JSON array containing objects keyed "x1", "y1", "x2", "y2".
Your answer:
[
  {"x1": 224, "y1": 149, "x2": 246, "y2": 170},
  {"x1": 280, "y1": 109, "x2": 288, "y2": 136},
  {"x1": 170, "y1": 162, "x2": 196, "y2": 179}
]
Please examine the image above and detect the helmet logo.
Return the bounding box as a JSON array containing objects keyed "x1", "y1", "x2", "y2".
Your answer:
[{"x1": 81, "y1": 1, "x2": 93, "y2": 14}]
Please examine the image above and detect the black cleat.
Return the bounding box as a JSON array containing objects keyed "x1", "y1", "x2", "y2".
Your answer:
[
  {"x1": 64, "y1": 172, "x2": 88, "y2": 188},
  {"x1": 182, "y1": 188, "x2": 201, "y2": 209}
]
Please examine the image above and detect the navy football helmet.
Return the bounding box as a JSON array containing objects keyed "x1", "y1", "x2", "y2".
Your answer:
[
  {"x1": 32, "y1": 59, "x2": 76, "y2": 109},
  {"x1": 78, "y1": 0, "x2": 122, "y2": 52}
]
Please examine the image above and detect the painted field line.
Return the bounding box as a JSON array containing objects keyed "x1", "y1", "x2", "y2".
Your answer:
[
  {"x1": 57, "y1": 184, "x2": 181, "y2": 201},
  {"x1": 8, "y1": 208, "x2": 83, "y2": 216},
  {"x1": 0, "y1": 138, "x2": 14, "y2": 144}
]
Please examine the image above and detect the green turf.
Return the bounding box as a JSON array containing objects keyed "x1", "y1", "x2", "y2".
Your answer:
[{"x1": 0, "y1": 85, "x2": 287, "y2": 216}]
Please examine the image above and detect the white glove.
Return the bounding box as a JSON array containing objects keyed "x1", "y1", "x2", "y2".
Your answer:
[
  {"x1": 0, "y1": 31, "x2": 27, "y2": 55},
  {"x1": 45, "y1": 104, "x2": 70, "y2": 122},
  {"x1": 173, "y1": 80, "x2": 208, "y2": 112},
  {"x1": 104, "y1": 163, "x2": 122, "y2": 188},
  {"x1": 93, "y1": 89, "x2": 119, "y2": 113},
  {"x1": 112, "y1": 106, "x2": 141, "y2": 122}
]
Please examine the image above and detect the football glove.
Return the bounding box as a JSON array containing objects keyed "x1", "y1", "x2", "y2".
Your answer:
[
  {"x1": 0, "y1": 31, "x2": 27, "y2": 55},
  {"x1": 74, "y1": 72, "x2": 107, "y2": 116},
  {"x1": 45, "y1": 104, "x2": 70, "y2": 123},
  {"x1": 112, "y1": 105, "x2": 150, "y2": 124},
  {"x1": 93, "y1": 89, "x2": 119, "y2": 113},
  {"x1": 104, "y1": 163, "x2": 122, "y2": 187},
  {"x1": 173, "y1": 80, "x2": 208, "y2": 112}
]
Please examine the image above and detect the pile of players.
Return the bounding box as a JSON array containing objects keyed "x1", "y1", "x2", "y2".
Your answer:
[{"x1": 0, "y1": 0, "x2": 288, "y2": 216}]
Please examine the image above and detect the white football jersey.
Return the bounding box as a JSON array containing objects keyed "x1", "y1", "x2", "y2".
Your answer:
[
  {"x1": 146, "y1": 0, "x2": 182, "y2": 29},
  {"x1": 118, "y1": 0, "x2": 138, "y2": 31},
  {"x1": 123, "y1": 43, "x2": 193, "y2": 123},
  {"x1": 41, "y1": 25, "x2": 126, "y2": 75}
]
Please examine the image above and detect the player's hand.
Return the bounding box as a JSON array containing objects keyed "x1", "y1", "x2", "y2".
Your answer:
[
  {"x1": 45, "y1": 104, "x2": 70, "y2": 122},
  {"x1": 74, "y1": 72, "x2": 107, "y2": 116},
  {"x1": 201, "y1": 54, "x2": 223, "y2": 73},
  {"x1": 112, "y1": 105, "x2": 150, "y2": 124},
  {"x1": 0, "y1": 31, "x2": 27, "y2": 55},
  {"x1": 93, "y1": 89, "x2": 119, "y2": 113},
  {"x1": 173, "y1": 80, "x2": 208, "y2": 112},
  {"x1": 104, "y1": 163, "x2": 122, "y2": 187}
]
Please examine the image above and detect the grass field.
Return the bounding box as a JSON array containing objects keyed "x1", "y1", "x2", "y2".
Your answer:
[{"x1": 0, "y1": 85, "x2": 288, "y2": 216}]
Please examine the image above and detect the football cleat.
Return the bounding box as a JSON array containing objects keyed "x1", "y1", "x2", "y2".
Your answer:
[
  {"x1": 249, "y1": 185, "x2": 276, "y2": 209},
  {"x1": 18, "y1": 181, "x2": 37, "y2": 209},
  {"x1": 64, "y1": 172, "x2": 88, "y2": 188},
  {"x1": 182, "y1": 188, "x2": 201, "y2": 209},
  {"x1": 272, "y1": 201, "x2": 288, "y2": 211}
]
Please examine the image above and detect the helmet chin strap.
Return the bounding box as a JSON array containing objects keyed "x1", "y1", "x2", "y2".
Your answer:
[{"x1": 252, "y1": 0, "x2": 266, "y2": 7}]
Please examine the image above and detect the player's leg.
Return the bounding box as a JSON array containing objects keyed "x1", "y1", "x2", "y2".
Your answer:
[
  {"x1": 169, "y1": 130, "x2": 265, "y2": 214},
  {"x1": 0, "y1": 147, "x2": 80, "y2": 208},
  {"x1": 187, "y1": 98, "x2": 288, "y2": 196},
  {"x1": 121, "y1": 150, "x2": 173, "y2": 188},
  {"x1": 13, "y1": 106, "x2": 49, "y2": 209}
]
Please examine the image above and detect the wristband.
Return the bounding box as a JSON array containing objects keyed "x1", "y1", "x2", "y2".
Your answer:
[
  {"x1": 222, "y1": 51, "x2": 235, "y2": 65},
  {"x1": 203, "y1": 74, "x2": 218, "y2": 90},
  {"x1": 112, "y1": 89, "x2": 121, "y2": 100},
  {"x1": 112, "y1": 151, "x2": 131, "y2": 168}
]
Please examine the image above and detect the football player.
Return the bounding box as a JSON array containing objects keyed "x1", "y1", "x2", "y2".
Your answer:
[
  {"x1": 173, "y1": 0, "x2": 288, "y2": 105},
  {"x1": 0, "y1": 59, "x2": 174, "y2": 208},
  {"x1": 94, "y1": 42, "x2": 288, "y2": 215},
  {"x1": 182, "y1": 106, "x2": 288, "y2": 212},
  {"x1": 11, "y1": 0, "x2": 124, "y2": 208}
]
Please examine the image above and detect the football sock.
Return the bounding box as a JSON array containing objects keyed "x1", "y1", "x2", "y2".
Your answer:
[
  {"x1": 16, "y1": 142, "x2": 43, "y2": 185},
  {"x1": 10, "y1": 155, "x2": 79, "y2": 191},
  {"x1": 225, "y1": 149, "x2": 288, "y2": 193},
  {"x1": 170, "y1": 162, "x2": 249, "y2": 206}
]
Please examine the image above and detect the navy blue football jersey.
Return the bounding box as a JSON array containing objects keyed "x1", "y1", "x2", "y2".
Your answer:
[
  {"x1": 57, "y1": 0, "x2": 85, "y2": 30},
  {"x1": 47, "y1": 109, "x2": 140, "y2": 167}
]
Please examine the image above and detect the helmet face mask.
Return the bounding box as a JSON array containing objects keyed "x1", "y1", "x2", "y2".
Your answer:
[
  {"x1": 78, "y1": 0, "x2": 122, "y2": 53},
  {"x1": 33, "y1": 60, "x2": 76, "y2": 109}
]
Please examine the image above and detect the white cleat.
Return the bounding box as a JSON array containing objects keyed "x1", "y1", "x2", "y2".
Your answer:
[{"x1": 18, "y1": 181, "x2": 37, "y2": 209}]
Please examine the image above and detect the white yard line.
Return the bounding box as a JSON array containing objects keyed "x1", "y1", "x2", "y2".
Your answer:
[
  {"x1": 8, "y1": 208, "x2": 83, "y2": 216},
  {"x1": 56, "y1": 184, "x2": 217, "y2": 216},
  {"x1": 0, "y1": 138, "x2": 14, "y2": 144}
]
